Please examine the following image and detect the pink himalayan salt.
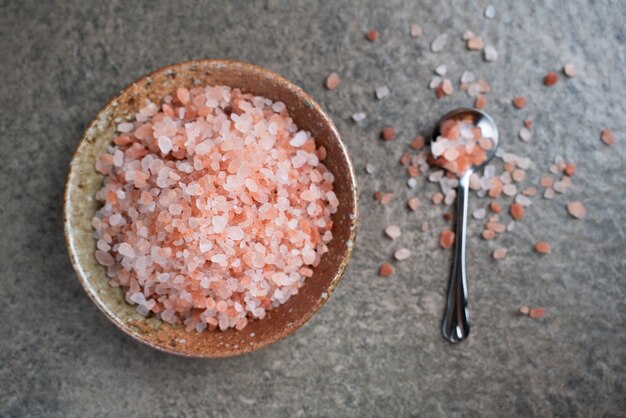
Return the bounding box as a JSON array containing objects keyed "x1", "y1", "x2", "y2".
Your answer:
[{"x1": 92, "y1": 85, "x2": 337, "y2": 333}]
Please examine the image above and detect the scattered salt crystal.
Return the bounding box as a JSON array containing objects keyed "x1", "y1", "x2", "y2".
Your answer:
[
  {"x1": 385, "y1": 225, "x2": 402, "y2": 240},
  {"x1": 503, "y1": 184, "x2": 517, "y2": 196},
  {"x1": 467, "y1": 83, "x2": 481, "y2": 97},
  {"x1": 492, "y1": 247, "x2": 508, "y2": 260},
  {"x1": 518, "y1": 127, "x2": 532, "y2": 142},
  {"x1": 410, "y1": 23, "x2": 422, "y2": 38},
  {"x1": 563, "y1": 63, "x2": 577, "y2": 77},
  {"x1": 365, "y1": 163, "x2": 376, "y2": 174},
  {"x1": 566, "y1": 201, "x2": 586, "y2": 219},
  {"x1": 484, "y1": 45, "x2": 498, "y2": 62},
  {"x1": 484, "y1": 5, "x2": 496, "y2": 19},
  {"x1": 431, "y1": 34, "x2": 448, "y2": 53},
  {"x1": 352, "y1": 112, "x2": 367, "y2": 122},
  {"x1": 429, "y1": 76, "x2": 443, "y2": 89},
  {"x1": 462, "y1": 31, "x2": 475, "y2": 41},
  {"x1": 472, "y1": 208, "x2": 487, "y2": 220},
  {"x1": 544, "y1": 187, "x2": 555, "y2": 199},
  {"x1": 515, "y1": 194, "x2": 532, "y2": 206},
  {"x1": 435, "y1": 65, "x2": 447, "y2": 76},
  {"x1": 460, "y1": 71, "x2": 475, "y2": 84},
  {"x1": 375, "y1": 86, "x2": 390, "y2": 99},
  {"x1": 506, "y1": 222, "x2": 516, "y2": 232},
  {"x1": 444, "y1": 190, "x2": 456, "y2": 206},
  {"x1": 407, "y1": 177, "x2": 417, "y2": 189},
  {"x1": 394, "y1": 248, "x2": 412, "y2": 261}
]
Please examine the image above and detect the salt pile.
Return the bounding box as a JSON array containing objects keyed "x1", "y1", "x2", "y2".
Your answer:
[{"x1": 93, "y1": 85, "x2": 337, "y2": 332}]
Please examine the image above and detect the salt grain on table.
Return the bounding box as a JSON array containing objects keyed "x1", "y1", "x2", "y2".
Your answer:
[
  {"x1": 529, "y1": 307, "x2": 545, "y2": 319},
  {"x1": 365, "y1": 163, "x2": 376, "y2": 174},
  {"x1": 379, "y1": 263, "x2": 394, "y2": 277},
  {"x1": 435, "y1": 65, "x2": 447, "y2": 76},
  {"x1": 375, "y1": 86, "x2": 390, "y2": 99},
  {"x1": 544, "y1": 187, "x2": 555, "y2": 199},
  {"x1": 407, "y1": 197, "x2": 420, "y2": 211},
  {"x1": 566, "y1": 201, "x2": 587, "y2": 219},
  {"x1": 394, "y1": 248, "x2": 412, "y2": 261},
  {"x1": 535, "y1": 241, "x2": 551, "y2": 254},
  {"x1": 512, "y1": 169, "x2": 526, "y2": 182},
  {"x1": 492, "y1": 247, "x2": 508, "y2": 260},
  {"x1": 563, "y1": 63, "x2": 577, "y2": 77},
  {"x1": 410, "y1": 23, "x2": 422, "y2": 38},
  {"x1": 519, "y1": 127, "x2": 532, "y2": 142},
  {"x1": 467, "y1": 36, "x2": 485, "y2": 50},
  {"x1": 380, "y1": 193, "x2": 395, "y2": 204},
  {"x1": 439, "y1": 230, "x2": 455, "y2": 249},
  {"x1": 462, "y1": 31, "x2": 475, "y2": 41},
  {"x1": 503, "y1": 184, "x2": 517, "y2": 196},
  {"x1": 460, "y1": 70, "x2": 475, "y2": 84},
  {"x1": 385, "y1": 225, "x2": 402, "y2": 240},
  {"x1": 484, "y1": 45, "x2": 498, "y2": 62},
  {"x1": 431, "y1": 34, "x2": 448, "y2": 52},
  {"x1": 352, "y1": 112, "x2": 367, "y2": 122},
  {"x1": 472, "y1": 208, "x2": 487, "y2": 219},
  {"x1": 484, "y1": 5, "x2": 496, "y2": 19},
  {"x1": 325, "y1": 72, "x2": 341, "y2": 90},
  {"x1": 601, "y1": 128, "x2": 616, "y2": 145}
]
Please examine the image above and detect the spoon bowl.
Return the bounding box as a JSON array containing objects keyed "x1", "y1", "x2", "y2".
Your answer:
[{"x1": 434, "y1": 108, "x2": 499, "y2": 343}]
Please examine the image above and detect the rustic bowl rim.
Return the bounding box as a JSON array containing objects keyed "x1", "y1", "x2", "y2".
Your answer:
[{"x1": 63, "y1": 59, "x2": 359, "y2": 357}]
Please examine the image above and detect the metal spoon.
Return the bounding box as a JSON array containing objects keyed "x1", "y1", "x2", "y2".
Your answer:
[{"x1": 434, "y1": 108, "x2": 499, "y2": 344}]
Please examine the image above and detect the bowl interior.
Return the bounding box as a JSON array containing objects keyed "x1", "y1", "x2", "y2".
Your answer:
[{"x1": 64, "y1": 60, "x2": 358, "y2": 357}]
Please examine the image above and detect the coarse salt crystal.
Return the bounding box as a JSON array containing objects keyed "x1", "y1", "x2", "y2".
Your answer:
[
  {"x1": 394, "y1": 248, "x2": 412, "y2": 261},
  {"x1": 375, "y1": 86, "x2": 390, "y2": 99},
  {"x1": 472, "y1": 208, "x2": 487, "y2": 219},
  {"x1": 289, "y1": 131, "x2": 308, "y2": 147},
  {"x1": 352, "y1": 112, "x2": 367, "y2": 122},
  {"x1": 431, "y1": 34, "x2": 448, "y2": 52},
  {"x1": 484, "y1": 45, "x2": 498, "y2": 62},
  {"x1": 385, "y1": 225, "x2": 402, "y2": 240},
  {"x1": 484, "y1": 5, "x2": 496, "y2": 19}
]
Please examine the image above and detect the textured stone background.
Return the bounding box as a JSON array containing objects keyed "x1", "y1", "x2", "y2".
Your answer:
[{"x1": 1, "y1": 0, "x2": 625, "y2": 416}]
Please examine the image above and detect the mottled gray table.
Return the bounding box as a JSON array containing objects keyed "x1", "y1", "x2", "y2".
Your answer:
[{"x1": 1, "y1": 0, "x2": 625, "y2": 416}]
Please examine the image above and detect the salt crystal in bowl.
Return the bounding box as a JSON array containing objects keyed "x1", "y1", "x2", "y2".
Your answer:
[{"x1": 64, "y1": 60, "x2": 358, "y2": 357}]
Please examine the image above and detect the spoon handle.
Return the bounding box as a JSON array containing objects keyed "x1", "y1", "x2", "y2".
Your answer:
[{"x1": 442, "y1": 172, "x2": 471, "y2": 343}]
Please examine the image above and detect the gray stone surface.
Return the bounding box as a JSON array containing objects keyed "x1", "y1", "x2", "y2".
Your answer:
[{"x1": 1, "y1": 0, "x2": 625, "y2": 416}]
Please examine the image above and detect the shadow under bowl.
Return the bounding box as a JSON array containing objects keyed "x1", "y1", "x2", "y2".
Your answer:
[{"x1": 64, "y1": 59, "x2": 358, "y2": 358}]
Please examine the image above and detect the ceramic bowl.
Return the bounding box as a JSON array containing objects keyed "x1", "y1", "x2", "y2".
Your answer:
[{"x1": 64, "y1": 60, "x2": 358, "y2": 357}]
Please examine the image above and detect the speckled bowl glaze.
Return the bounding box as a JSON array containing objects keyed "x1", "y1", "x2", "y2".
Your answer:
[{"x1": 64, "y1": 60, "x2": 358, "y2": 357}]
